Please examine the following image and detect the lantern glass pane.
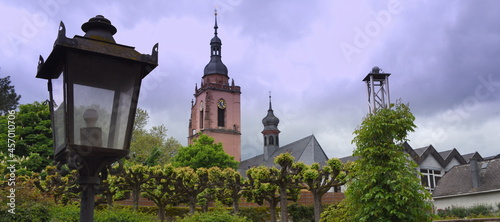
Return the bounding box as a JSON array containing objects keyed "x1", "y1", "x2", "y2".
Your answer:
[
  {"x1": 52, "y1": 75, "x2": 66, "y2": 151},
  {"x1": 73, "y1": 84, "x2": 114, "y2": 148},
  {"x1": 67, "y1": 52, "x2": 140, "y2": 151}
]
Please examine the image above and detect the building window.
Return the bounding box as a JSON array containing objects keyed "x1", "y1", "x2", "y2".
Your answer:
[
  {"x1": 218, "y1": 107, "x2": 225, "y2": 127},
  {"x1": 264, "y1": 136, "x2": 267, "y2": 146},
  {"x1": 199, "y1": 110, "x2": 204, "y2": 129},
  {"x1": 334, "y1": 186, "x2": 342, "y2": 192},
  {"x1": 269, "y1": 136, "x2": 274, "y2": 145},
  {"x1": 420, "y1": 169, "x2": 442, "y2": 191}
]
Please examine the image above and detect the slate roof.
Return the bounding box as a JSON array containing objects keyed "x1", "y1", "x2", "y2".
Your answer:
[
  {"x1": 433, "y1": 158, "x2": 500, "y2": 198},
  {"x1": 239, "y1": 135, "x2": 329, "y2": 173},
  {"x1": 339, "y1": 155, "x2": 358, "y2": 163},
  {"x1": 339, "y1": 142, "x2": 469, "y2": 169},
  {"x1": 461, "y1": 152, "x2": 484, "y2": 163},
  {"x1": 403, "y1": 143, "x2": 467, "y2": 168}
]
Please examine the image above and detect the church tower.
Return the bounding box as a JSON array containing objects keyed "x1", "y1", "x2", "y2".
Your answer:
[
  {"x1": 188, "y1": 11, "x2": 242, "y2": 161},
  {"x1": 262, "y1": 94, "x2": 280, "y2": 161}
]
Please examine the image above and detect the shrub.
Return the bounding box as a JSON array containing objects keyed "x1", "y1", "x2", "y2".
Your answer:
[
  {"x1": 449, "y1": 206, "x2": 468, "y2": 218},
  {"x1": 468, "y1": 204, "x2": 493, "y2": 216},
  {"x1": 288, "y1": 203, "x2": 314, "y2": 222},
  {"x1": 238, "y1": 207, "x2": 270, "y2": 222},
  {"x1": 0, "y1": 202, "x2": 52, "y2": 222},
  {"x1": 438, "y1": 204, "x2": 495, "y2": 219},
  {"x1": 49, "y1": 204, "x2": 80, "y2": 222},
  {"x1": 95, "y1": 207, "x2": 157, "y2": 222},
  {"x1": 50, "y1": 204, "x2": 158, "y2": 222},
  {"x1": 178, "y1": 208, "x2": 250, "y2": 222},
  {"x1": 320, "y1": 202, "x2": 347, "y2": 222}
]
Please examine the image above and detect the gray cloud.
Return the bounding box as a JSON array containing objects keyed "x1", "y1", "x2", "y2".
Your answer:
[{"x1": 2, "y1": 0, "x2": 499, "y2": 161}]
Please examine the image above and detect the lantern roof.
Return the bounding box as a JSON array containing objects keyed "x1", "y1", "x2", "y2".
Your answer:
[{"x1": 36, "y1": 15, "x2": 158, "y2": 80}]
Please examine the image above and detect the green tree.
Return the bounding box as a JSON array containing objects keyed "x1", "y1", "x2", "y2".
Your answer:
[
  {"x1": 273, "y1": 153, "x2": 305, "y2": 222},
  {"x1": 341, "y1": 102, "x2": 432, "y2": 222},
  {"x1": 0, "y1": 75, "x2": 21, "y2": 115},
  {"x1": 141, "y1": 164, "x2": 180, "y2": 221},
  {"x1": 211, "y1": 167, "x2": 247, "y2": 214},
  {"x1": 174, "y1": 167, "x2": 210, "y2": 214},
  {"x1": 245, "y1": 153, "x2": 303, "y2": 222},
  {"x1": 130, "y1": 108, "x2": 181, "y2": 165},
  {"x1": 97, "y1": 165, "x2": 129, "y2": 208},
  {"x1": 114, "y1": 162, "x2": 152, "y2": 210},
  {"x1": 244, "y1": 166, "x2": 281, "y2": 222},
  {"x1": 0, "y1": 101, "x2": 53, "y2": 173},
  {"x1": 301, "y1": 158, "x2": 346, "y2": 222},
  {"x1": 172, "y1": 134, "x2": 238, "y2": 170},
  {"x1": 33, "y1": 165, "x2": 79, "y2": 205}
]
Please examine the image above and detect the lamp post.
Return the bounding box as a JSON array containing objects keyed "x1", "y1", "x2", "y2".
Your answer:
[{"x1": 36, "y1": 15, "x2": 158, "y2": 222}]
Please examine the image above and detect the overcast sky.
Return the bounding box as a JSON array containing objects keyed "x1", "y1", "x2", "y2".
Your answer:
[{"x1": 2, "y1": 0, "x2": 500, "y2": 160}]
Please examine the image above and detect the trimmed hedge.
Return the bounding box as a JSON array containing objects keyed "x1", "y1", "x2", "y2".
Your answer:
[{"x1": 437, "y1": 204, "x2": 496, "y2": 219}]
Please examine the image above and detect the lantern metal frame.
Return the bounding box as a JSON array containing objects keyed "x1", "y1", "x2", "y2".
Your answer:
[{"x1": 36, "y1": 15, "x2": 158, "y2": 222}]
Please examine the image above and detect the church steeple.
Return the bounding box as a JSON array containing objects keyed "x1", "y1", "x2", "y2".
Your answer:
[
  {"x1": 262, "y1": 93, "x2": 280, "y2": 161},
  {"x1": 189, "y1": 11, "x2": 241, "y2": 161},
  {"x1": 204, "y1": 10, "x2": 228, "y2": 77}
]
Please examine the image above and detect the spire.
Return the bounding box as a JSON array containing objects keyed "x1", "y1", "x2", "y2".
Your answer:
[
  {"x1": 268, "y1": 91, "x2": 273, "y2": 111},
  {"x1": 214, "y1": 9, "x2": 218, "y2": 36},
  {"x1": 204, "y1": 9, "x2": 228, "y2": 76},
  {"x1": 262, "y1": 92, "x2": 279, "y2": 128},
  {"x1": 262, "y1": 93, "x2": 280, "y2": 161}
]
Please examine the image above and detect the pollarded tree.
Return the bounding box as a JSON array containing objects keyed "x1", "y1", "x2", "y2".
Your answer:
[
  {"x1": 301, "y1": 158, "x2": 346, "y2": 222},
  {"x1": 114, "y1": 162, "x2": 151, "y2": 211},
  {"x1": 209, "y1": 167, "x2": 246, "y2": 214},
  {"x1": 245, "y1": 166, "x2": 281, "y2": 222},
  {"x1": 273, "y1": 152, "x2": 305, "y2": 222},
  {"x1": 172, "y1": 134, "x2": 238, "y2": 170},
  {"x1": 342, "y1": 102, "x2": 432, "y2": 222},
  {"x1": 33, "y1": 165, "x2": 79, "y2": 205},
  {"x1": 245, "y1": 153, "x2": 303, "y2": 222},
  {"x1": 141, "y1": 164, "x2": 180, "y2": 222},
  {"x1": 174, "y1": 167, "x2": 210, "y2": 214}
]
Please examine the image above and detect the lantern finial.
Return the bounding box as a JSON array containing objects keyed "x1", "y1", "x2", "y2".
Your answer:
[{"x1": 81, "y1": 15, "x2": 117, "y2": 43}]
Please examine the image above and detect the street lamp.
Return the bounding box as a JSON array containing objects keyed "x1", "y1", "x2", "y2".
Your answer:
[{"x1": 36, "y1": 15, "x2": 158, "y2": 221}]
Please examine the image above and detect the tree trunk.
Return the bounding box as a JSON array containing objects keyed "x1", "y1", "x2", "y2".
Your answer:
[
  {"x1": 188, "y1": 196, "x2": 196, "y2": 214},
  {"x1": 107, "y1": 192, "x2": 113, "y2": 208},
  {"x1": 232, "y1": 196, "x2": 239, "y2": 214},
  {"x1": 158, "y1": 204, "x2": 166, "y2": 222},
  {"x1": 201, "y1": 202, "x2": 209, "y2": 212},
  {"x1": 269, "y1": 200, "x2": 278, "y2": 222},
  {"x1": 132, "y1": 187, "x2": 140, "y2": 211},
  {"x1": 279, "y1": 186, "x2": 288, "y2": 222},
  {"x1": 313, "y1": 192, "x2": 322, "y2": 222}
]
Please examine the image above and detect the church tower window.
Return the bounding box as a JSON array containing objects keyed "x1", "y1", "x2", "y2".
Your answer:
[{"x1": 218, "y1": 107, "x2": 225, "y2": 127}]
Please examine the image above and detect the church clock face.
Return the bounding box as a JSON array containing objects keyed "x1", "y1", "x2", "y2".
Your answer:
[{"x1": 217, "y1": 99, "x2": 227, "y2": 109}]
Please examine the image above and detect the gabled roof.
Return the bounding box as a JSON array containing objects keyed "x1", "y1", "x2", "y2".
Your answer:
[
  {"x1": 339, "y1": 142, "x2": 468, "y2": 169},
  {"x1": 433, "y1": 158, "x2": 500, "y2": 198},
  {"x1": 339, "y1": 155, "x2": 358, "y2": 163},
  {"x1": 403, "y1": 143, "x2": 467, "y2": 168},
  {"x1": 239, "y1": 135, "x2": 329, "y2": 173},
  {"x1": 461, "y1": 152, "x2": 484, "y2": 163}
]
